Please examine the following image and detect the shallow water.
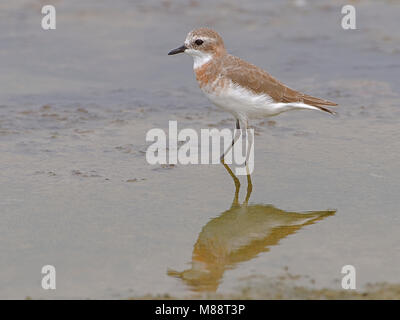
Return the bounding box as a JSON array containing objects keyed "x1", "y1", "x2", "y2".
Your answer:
[{"x1": 0, "y1": 0, "x2": 399, "y2": 299}]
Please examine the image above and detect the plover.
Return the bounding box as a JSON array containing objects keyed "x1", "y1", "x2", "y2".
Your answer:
[{"x1": 168, "y1": 28, "x2": 337, "y2": 163}]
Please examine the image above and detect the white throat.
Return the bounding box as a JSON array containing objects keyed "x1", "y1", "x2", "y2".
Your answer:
[
  {"x1": 193, "y1": 53, "x2": 212, "y2": 69},
  {"x1": 185, "y1": 49, "x2": 213, "y2": 69}
]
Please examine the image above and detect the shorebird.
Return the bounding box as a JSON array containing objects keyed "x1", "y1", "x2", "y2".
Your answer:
[{"x1": 168, "y1": 28, "x2": 337, "y2": 165}]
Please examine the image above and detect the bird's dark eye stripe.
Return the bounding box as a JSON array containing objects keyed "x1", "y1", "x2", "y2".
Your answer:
[{"x1": 195, "y1": 39, "x2": 203, "y2": 45}]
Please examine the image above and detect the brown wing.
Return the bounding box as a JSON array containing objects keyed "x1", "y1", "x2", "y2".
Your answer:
[{"x1": 222, "y1": 55, "x2": 337, "y2": 113}]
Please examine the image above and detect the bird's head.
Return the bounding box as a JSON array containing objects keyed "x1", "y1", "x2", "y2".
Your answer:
[{"x1": 168, "y1": 28, "x2": 226, "y2": 69}]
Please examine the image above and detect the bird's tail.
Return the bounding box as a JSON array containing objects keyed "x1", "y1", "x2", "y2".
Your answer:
[
  {"x1": 314, "y1": 105, "x2": 336, "y2": 114},
  {"x1": 302, "y1": 94, "x2": 338, "y2": 114}
]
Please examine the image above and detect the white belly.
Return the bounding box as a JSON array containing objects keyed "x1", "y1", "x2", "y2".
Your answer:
[
  {"x1": 202, "y1": 80, "x2": 280, "y2": 119},
  {"x1": 201, "y1": 79, "x2": 320, "y2": 121}
]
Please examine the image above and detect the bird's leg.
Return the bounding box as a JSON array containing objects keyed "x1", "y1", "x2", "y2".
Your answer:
[
  {"x1": 220, "y1": 119, "x2": 241, "y2": 163},
  {"x1": 222, "y1": 161, "x2": 241, "y2": 207},
  {"x1": 244, "y1": 123, "x2": 253, "y2": 169},
  {"x1": 242, "y1": 121, "x2": 253, "y2": 206},
  {"x1": 243, "y1": 172, "x2": 253, "y2": 206},
  {"x1": 221, "y1": 119, "x2": 241, "y2": 206}
]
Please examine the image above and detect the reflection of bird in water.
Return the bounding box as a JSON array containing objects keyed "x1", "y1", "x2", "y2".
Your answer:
[{"x1": 168, "y1": 164, "x2": 335, "y2": 292}]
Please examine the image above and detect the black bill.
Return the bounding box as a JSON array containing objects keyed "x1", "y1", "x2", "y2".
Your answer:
[{"x1": 168, "y1": 45, "x2": 187, "y2": 55}]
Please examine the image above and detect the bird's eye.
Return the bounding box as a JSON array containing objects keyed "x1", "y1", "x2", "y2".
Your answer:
[{"x1": 195, "y1": 39, "x2": 204, "y2": 46}]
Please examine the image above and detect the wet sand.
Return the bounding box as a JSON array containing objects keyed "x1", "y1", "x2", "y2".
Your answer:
[
  {"x1": 132, "y1": 281, "x2": 400, "y2": 300},
  {"x1": 0, "y1": 1, "x2": 399, "y2": 299}
]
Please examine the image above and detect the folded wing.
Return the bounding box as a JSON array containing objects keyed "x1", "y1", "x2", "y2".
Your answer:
[{"x1": 223, "y1": 55, "x2": 337, "y2": 114}]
